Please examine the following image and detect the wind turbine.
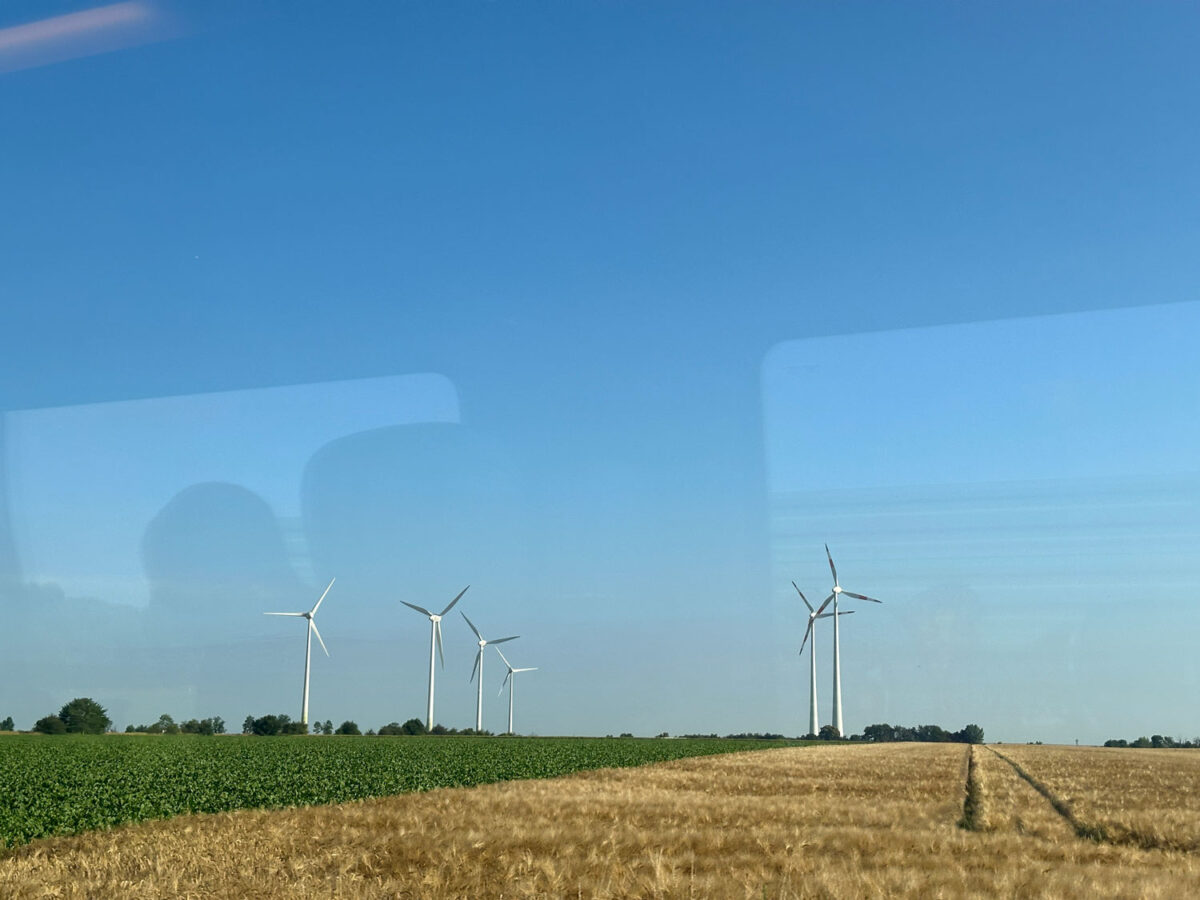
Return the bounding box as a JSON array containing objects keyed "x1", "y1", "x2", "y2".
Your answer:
[
  {"x1": 264, "y1": 578, "x2": 335, "y2": 727},
  {"x1": 495, "y1": 646, "x2": 537, "y2": 735},
  {"x1": 461, "y1": 612, "x2": 518, "y2": 732},
  {"x1": 795, "y1": 582, "x2": 855, "y2": 737},
  {"x1": 825, "y1": 544, "x2": 881, "y2": 736},
  {"x1": 401, "y1": 585, "x2": 469, "y2": 731}
]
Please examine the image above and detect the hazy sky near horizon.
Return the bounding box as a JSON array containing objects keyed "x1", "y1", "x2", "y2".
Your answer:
[{"x1": 2, "y1": 1, "x2": 1199, "y2": 743}]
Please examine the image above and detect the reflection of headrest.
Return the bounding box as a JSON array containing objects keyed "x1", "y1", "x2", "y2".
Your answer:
[
  {"x1": 4, "y1": 373, "x2": 458, "y2": 608},
  {"x1": 142, "y1": 482, "x2": 300, "y2": 614}
]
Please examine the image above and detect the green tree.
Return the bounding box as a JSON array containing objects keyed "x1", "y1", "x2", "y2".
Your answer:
[
  {"x1": 818, "y1": 724, "x2": 841, "y2": 741},
  {"x1": 957, "y1": 724, "x2": 985, "y2": 745},
  {"x1": 321, "y1": 720, "x2": 333, "y2": 736},
  {"x1": 251, "y1": 714, "x2": 284, "y2": 736},
  {"x1": 335, "y1": 720, "x2": 361, "y2": 735},
  {"x1": 377, "y1": 722, "x2": 405, "y2": 735},
  {"x1": 58, "y1": 698, "x2": 111, "y2": 734},
  {"x1": 34, "y1": 715, "x2": 66, "y2": 734},
  {"x1": 242, "y1": 715, "x2": 255, "y2": 735},
  {"x1": 862, "y1": 723, "x2": 895, "y2": 743},
  {"x1": 400, "y1": 718, "x2": 428, "y2": 735},
  {"x1": 0, "y1": 716, "x2": 14, "y2": 731}
]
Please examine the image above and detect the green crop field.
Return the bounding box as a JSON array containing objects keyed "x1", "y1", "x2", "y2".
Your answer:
[{"x1": 0, "y1": 735, "x2": 797, "y2": 848}]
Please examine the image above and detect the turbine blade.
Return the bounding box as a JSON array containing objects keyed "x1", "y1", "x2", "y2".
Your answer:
[
  {"x1": 435, "y1": 619, "x2": 445, "y2": 668},
  {"x1": 825, "y1": 544, "x2": 838, "y2": 586},
  {"x1": 798, "y1": 619, "x2": 814, "y2": 655},
  {"x1": 495, "y1": 646, "x2": 512, "y2": 670},
  {"x1": 310, "y1": 578, "x2": 335, "y2": 616},
  {"x1": 401, "y1": 600, "x2": 433, "y2": 617},
  {"x1": 461, "y1": 612, "x2": 482, "y2": 640},
  {"x1": 816, "y1": 594, "x2": 835, "y2": 616},
  {"x1": 792, "y1": 581, "x2": 813, "y2": 612},
  {"x1": 310, "y1": 619, "x2": 330, "y2": 657},
  {"x1": 263, "y1": 612, "x2": 304, "y2": 616},
  {"x1": 837, "y1": 610, "x2": 856, "y2": 616},
  {"x1": 470, "y1": 648, "x2": 480, "y2": 683},
  {"x1": 498, "y1": 671, "x2": 511, "y2": 697},
  {"x1": 490, "y1": 635, "x2": 519, "y2": 645},
  {"x1": 439, "y1": 585, "x2": 469, "y2": 617},
  {"x1": 516, "y1": 667, "x2": 537, "y2": 673},
  {"x1": 843, "y1": 591, "x2": 881, "y2": 603}
]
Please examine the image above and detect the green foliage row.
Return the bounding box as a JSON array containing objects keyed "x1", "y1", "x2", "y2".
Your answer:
[
  {"x1": 0, "y1": 734, "x2": 797, "y2": 848},
  {"x1": 126, "y1": 714, "x2": 226, "y2": 736},
  {"x1": 857, "y1": 723, "x2": 984, "y2": 744},
  {"x1": 1104, "y1": 734, "x2": 1199, "y2": 748}
]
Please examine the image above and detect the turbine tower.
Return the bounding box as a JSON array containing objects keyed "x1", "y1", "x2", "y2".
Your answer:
[
  {"x1": 401, "y1": 585, "x2": 469, "y2": 731},
  {"x1": 825, "y1": 544, "x2": 881, "y2": 736},
  {"x1": 495, "y1": 646, "x2": 537, "y2": 735},
  {"x1": 795, "y1": 582, "x2": 831, "y2": 737},
  {"x1": 264, "y1": 578, "x2": 335, "y2": 727},
  {"x1": 462, "y1": 612, "x2": 518, "y2": 732},
  {"x1": 795, "y1": 582, "x2": 854, "y2": 737}
]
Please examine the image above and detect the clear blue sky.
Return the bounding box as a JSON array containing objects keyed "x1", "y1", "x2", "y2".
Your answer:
[{"x1": 1, "y1": 1, "x2": 1198, "y2": 742}]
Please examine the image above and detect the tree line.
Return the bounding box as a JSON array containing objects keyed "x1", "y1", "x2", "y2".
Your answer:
[
  {"x1": 858, "y1": 723, "x2": 985, "y2": 744},
  {"x1": 7, "y1": 699, "x2": 504, "y2": 737},
  {"x1": 1104, "y1": 734, "x2": 1199, "y2": 748},
  {"x1": 6, "y1": 698, "x2": 984, "y2": 745}
]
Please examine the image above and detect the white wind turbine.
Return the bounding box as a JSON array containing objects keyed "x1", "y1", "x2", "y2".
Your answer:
[
  {"x1": 462, "y1": 612, "x2": 518, "y2": 732},
  {"x1": 824, "y1": 544, "x2": 881, "y2": 736},
  {"x1": 401, "y1": 585, "x2": 469, "y2": 731},
  {"x1": 264, "y1": 578, "x2": 335, "y2": 727},
  {"x1": 794, "y1": 582, "x2": 854, "y2": 737},
  {"x1": 495, "y1": 646, "x2": 537, "y2": 735}
]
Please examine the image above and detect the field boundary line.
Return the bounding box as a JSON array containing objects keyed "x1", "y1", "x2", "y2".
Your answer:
[
  {"x1": 988, "y1": 747, "x2": 1197, "y2": 855},
  {"x1": 957, "y1": 745, "x2": 983, "y2": 831}
]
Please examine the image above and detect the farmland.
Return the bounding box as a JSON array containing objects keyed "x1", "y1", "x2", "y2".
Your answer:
[
  {"x1": 997, "y1": 744, "x2": 1200, "y2": 852},
  {"x1": 4, "y1": 743, "x2": 1200, "y2": 898},
  {"x1": 0, "y1": 734, "x2": 796, "y2": 848}
]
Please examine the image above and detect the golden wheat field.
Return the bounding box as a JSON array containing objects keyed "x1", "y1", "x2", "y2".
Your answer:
[
  {"x1": 3, "y1": 743, "x2": 1200, "y2": 898},
  {"x1": 997, "y1": 744, "x2": 1200, "y2": 853}
]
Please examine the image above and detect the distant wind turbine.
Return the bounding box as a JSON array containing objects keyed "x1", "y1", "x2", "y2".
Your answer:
[
  {"x1": 825, "y1": 544, "x2": 881, "y2": 736},
  {"x1": 264, "y1": 578, "x2": 335, "y2": 727},
  {"x1": 794, "y1": 582, "x2": 854, "y2": 737},
  {"x1": 401, "y1": 585, "x2": 469, "y2": 731},
  {"x1": 462, "y1": 612, "x2": 518, "y2": 732},
  {"x1": 495, "y1": 646, "x2": 537, "y2": 735}
]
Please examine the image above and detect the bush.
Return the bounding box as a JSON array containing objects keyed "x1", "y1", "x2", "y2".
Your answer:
[
  {"x1": 34, "y1": 715, "x2": 66, "y2": 734},
  {"x1": 335, "y1": 720, "x2": 361, "y2": 735}
]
